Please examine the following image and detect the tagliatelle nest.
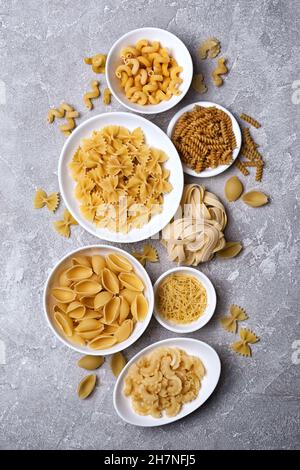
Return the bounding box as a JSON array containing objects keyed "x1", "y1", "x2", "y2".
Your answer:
[{"x1": 162, "y1": 184, "x2": 228, "y2": 265}]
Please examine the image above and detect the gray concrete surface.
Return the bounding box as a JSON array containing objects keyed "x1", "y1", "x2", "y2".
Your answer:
[{"x1": 0, "y1": 0, "x2": 300, "y2": 450}]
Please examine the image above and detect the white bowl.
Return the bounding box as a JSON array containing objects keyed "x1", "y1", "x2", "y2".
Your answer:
[
  {"x1": 106, "y1": 27, "x2": 193, "y2": 114},
  {"x1": 113, "y1": 337, "x2": 221, "y2": 427},
  {"x1": 167, "y1": 101, "x2": 242, "y2": 177},
  {"x1": 153, "y1": 267, "x2": 217, "y2": 333},
  {"x1": 43, "y1": 245, "x2": 154, "y2": 355},
  {"x1": 58, "y1": 112, "x2": 184, "y2": 243}
]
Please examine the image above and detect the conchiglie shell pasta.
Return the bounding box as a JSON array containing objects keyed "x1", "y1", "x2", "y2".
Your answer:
[
  {"x1": 88, "y1": 335, "x2": 117, "y2": 350},
  {"x1": 77, "y1": 355, "x2": 104, "y2": 370},
  {"x1": 131, "y1": 293, "x2": 148, "y2": 321},
  {"x1": 74, "y1": 280, "x2": 102, "y2": 296},
  {"x1": 119, "y1": 296, "x2": 130, "y2": 324},
  {"x1": 65, "y1": 265, "x2": 93, "y2": 281},
  {"x1": 79, "y1": 296, "x2": 95, "y2": 309},
  {"x1": 70, "y1": 333, "x2": 86, "y2": 346},
  {"x1": 54, "y1": 311, "x2": 73, "y2": 337},
  {"x1": 52, "y1": 287, "x2": 76, "y2": 303},
  {"x1": 103, "y1": 324, "x2": 119, "y2": 334},
  {"x1": 75, "y1": 318, "x2": 103, "y2": 332},
  {"x1": 53, "y1": 302, "x2": 68, "y2": 314},
  {"x1": 77, "y1": 328, "x2": 104, "y2": 340},
  {"x1": 242, "y1": 190, "x2": 269, "y2": 207},
  {"x1": 119, "y1": 289, "x2": 138, "y2": 305},
  {"x1": 91, "y1": 255, "x2": 106, "y2": 275},
  {"x1": 77, "y1": 374, "x2": 97, "y2": 399},
  {"x1": 59, "y1": 270, "x2": 72, "y2": 287},
  {"x1": 114, "y1": 319, "x2": 133, "y2": 342},
  {"x1": 72, "y1": 256, "x2": 91, "y2": 267},
  {"x1": 103, "y1": 297, "x2": 121, "y2": 324},
  {"x1": 94, "y1": 291, "x2": 113, "y2": 309},
  {"x1": 111, "y1": 352, "x2": 127, "y2": 377},
  {"x1": 67, "y1": 301, "x2": 86, "y2": 319},
  {"x1": 119, "y1": 272, "x2": 144, "y2": 292},
  {"x1": 80, "y1": 308, "x2": 103, "y2": 320},
  {"x1": 105, "y1": 253, "x2": 133, "y2": 273},
  {"x1": 101, "y1": 268, "x2": 119, "y2": 294}
]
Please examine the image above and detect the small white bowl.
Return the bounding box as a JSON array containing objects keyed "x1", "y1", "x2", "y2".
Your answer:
[
  {"x1": 43, "y1": 245, "x2": 154, "y2": 356},
  {"x1": 153, "y1": 267, "x2": 217, "y2": 333},
  {"x1": 113, "y1": 337, "x2": 221, "y2": 427},
  {"x1": 106, "y1": 27, "x2": 193, "y2": 114},
  {"x1": 58, "y1": 112, "x2": 184, "y2": 243},
  {"x1": 167, "y1": 101, "x2": 242, "y2": 177}
]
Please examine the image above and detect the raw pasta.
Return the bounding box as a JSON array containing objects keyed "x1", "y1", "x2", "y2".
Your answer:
[
  {"x1": 69, "y1": 126, "x2": 172, "y2": 233},
  {"x1": 51, "y1": 252, "x2": 148, "y2": 349},
  {"x1": 171, "y1": 105, "x2": 236, "y2": 172},
  {"x1": 77, "y1": 355, "x2": 104, "y2": 370},
  {"x1": 162, "y1": 184, "x2": 228, "y2": 265},
  {"x1": 48, "y1": 103, "x2": 79, "y2": 136},
  {"x1": 224, "y1": 176, "x2": 243, "y2": 202},
  {"x1": 231, "y1": 328, "x2": 259, "y2": 357},
  {"x1": 111, "y1": 352, "x2": 126, "y2": 377},
  {"x1": 220, "y1": 304, "x2": 248, "y2": 333},
  {"x1": 123, "y1": 347, "x2": 205, "y2": 418},
  {"x1": 53, "y1": 209, "x2": 78, "y2": 238},
  {"x1": 103, "y1": 87, "x2": 111, "y2": 105},
  {"x1": 191, "y1": 73, "x2": 207, "y2": 94},
  {"x1": 132, "y1": 244, "x2": 159, "y2": 266},
  {"x1": 34, "y1": 189, "x2": 60, "y2": 212},
  {"x1": 198, "y1": 37, "x2": 221, "y2": 59},
  {"x1": 77, "y1": 374, "x2": 97, "y2": 399},
  {"x1": 83, "y1": 81, "x2": 100, "y2": 110},
  {"x1": 115, "y1": 39, "x2": 183, "y2": 105},
  {"x1": 242, "y1": 191, "x2": 269, "y2": 207},
  {"x1": 212, "y1": 58, "x2": 228, "y2": 87},
  {"x1": 84, "y1": 54, "x2": 107, "y2": 74},
  {"x1": 216, "y1": 241, "x2": 242, "y2": 259},
  {"x1": 236, "y1": 123, "x2": 265, "y2": 181},
  {"x1": 240, "y1": 113, "x2": 261, "y2": 129},
  {"x1": 156, "y1": 274, "x2": 207, "y2": 324}
]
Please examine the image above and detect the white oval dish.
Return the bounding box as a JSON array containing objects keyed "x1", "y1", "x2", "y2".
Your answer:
[
  {"x1": 58, "y1": 112, "x2": 184, "y2": 243},
  {"x1": 106, "y1": 27, "x2": 193, "y2": 114},
  {"x1": 153, "y1": 267, "x2": 217, "y2": 333},
  {"x1": 113, "y1": 337, "x2": 221, "y2": 427},
  {"x1": 167, "y1": 101, "x2": 242, "y2": 177},
  {"x1": 43, "y1": 245, "x2": 154, "y2": 356}
]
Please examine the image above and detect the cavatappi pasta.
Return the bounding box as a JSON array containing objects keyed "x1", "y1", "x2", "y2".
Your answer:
[
  {"x1": 69, "y1": 125, "x2": 173, "y2": 233},
  {"x1": 123, "y1": 347, "x2": 205, "y2": 418},
  {"x1": 51, "y1": 252, "x2": 149, "y2": 349},
  {"x1": 156, "y1": 274, "x2": 207, "y2": 324},
  {"x1": 115, "y1": 39, "x2": 183, "y2": 105},
  {"x1": 171, "y1": 105, "x2": 236, "y2": 173}
]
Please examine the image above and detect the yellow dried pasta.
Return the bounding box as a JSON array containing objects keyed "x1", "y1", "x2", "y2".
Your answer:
[
  {"x1": 156, "y1": 274, "x2": 207, "y2": 324},
  {"x1": 34, "y1": 189, "x2": 60, "y2": 212},
  {"x1": 103, "y1": 87, "x2": 111, "y2": 105},
  {"x1": 198, "y1": 37, "x2": 221, "y2": 59},
  {"x1": 124, "y1": 347, "x2": 205, "y2": 418},
  {"x1": 212, "y1": 58, "x2": 228, "y2": 86},
  {"x1": 53, "y1": 209, "x2": 78, "y2": 238},
  {"x1": 191, "y1": 73, "x2": 207, "y2": 94},
  {"x1": 83, "y1": 80, "x2": 100, "y2": 110},
  {"x1": 111, "y1": 352, "x2": 127, "y2": 377},
  {"x1": 220, "y1": 304, "x2": 248, "y2": 333},
  {"x1": 231, "y1": 328, "x2": 259, "y2": 357},
  {"x1": 51, "y1": 252, "x2": 148, "y2": 349},
  {"x1": 132, "y1": 244, "x2": 159, "y2": 266},
  {"x1": 69, "y1": 126, "x2": 172, "y2": 233},
  {"x1": 84, "y1": 54, "x2": 107, "y2": 74}
]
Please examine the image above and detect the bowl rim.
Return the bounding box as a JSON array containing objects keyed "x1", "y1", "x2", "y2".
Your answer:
[
  {"x1": 58, "y1": 111, "x2": 184, "y2": 243},
  {"x1": 43, "y1": 244, "x2": 154, "y2": 355},
  {"x1": 153, "y1": 266, "x2": 217, "y2": 333},
  {"x1": 167, "y1": 100, "x2": 242, "y2": 177},
  {"x1": 106, "y1": 27, "x2": 193, "y2": 115}
]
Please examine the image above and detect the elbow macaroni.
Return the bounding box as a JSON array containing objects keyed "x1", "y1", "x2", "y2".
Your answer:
[{"x1": 115, "y1": 39, "x2": 183, "y2": 105}]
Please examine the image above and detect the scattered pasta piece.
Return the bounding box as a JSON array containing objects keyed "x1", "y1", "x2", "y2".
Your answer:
[
  {"x1": 124, "y1": 347, "x2": 205, "y2": 418},
  {"x1": 224, "y1": 176, "x2": 243, "y2": 202},
  {"x1": 77, "y1": 355, "x2": 104, "y2": 370},
  {"x1": 237, "y1": 124, "x2": 265, "y2": 181},
  {"x1": 235, "y1": 159, "x2": 249, "y2": 176},
  {"x1": 69, "y1": 126, "x2": 172, "y2": 233},
  {"x1": 162, "y1": 184, "x2": 228, "y2": 265},
  {"x1": 34, "y1": 189, "x2": 60, "y2": 212},
  {"x1": 111, "y1": 352, "x2": 127, "y2": 377},
  {"x1": 212, "y1": 58, "x2": 228, "y2": 87},
  {"x1": 83, "y1": 80, "x2": 100, "y2": 110},
  {"x1": 231, "y1": 328, "x2": 259, "y2": 357},
  {"x1": 103, "y1": 87, "x2": 111, "y2": 105},
  {"x1": 217, "y1": 241, "x2": 242, "y2": 259},
  {"x1": 255, "y1": 162, "x2": 264, "y2": 182},
  {"x1": 220, "y1": 304, "x2": 248, "y2": 333},
  {"x1": 115, "y1": 39, "x2": 183, "y2": 105},
  {"x1": 53, "y1": 209, "x2": 78, "y2": 238},
  {"x1": 84, "y1": 54, "x2": 107, "y2": 74},
  {"x1": 47, "y1": 103, "x2": 79, "y2": 125},
  {"x1": 198, "y1": 37, "x2": 221, "y2": 59},
  {"x1": 77, "y1": 374, "x2": 97, "y2": 399},
  {"x1": 171, "y1": 105, "x2": 236, "y2": 172},
  {"x1": 132, "y1": 244, "x2": 159, "y2": 266},
  {"x1": 240, "y1": 113, "x2": 261, "y2": 129},
  {"x1": 51, "y1": 252, "x2": 148, "y2": 349},
  {"x1": 192, "y1": 73, "x2": 207, "y2": 94},
  {"x1": 242, "y1": 190, "x2": 269, "y2": 207},
  {"x1": 59, "y1": 117, "x2": 77, "y2": 137},
  {"x1": 156, "y1": 274, "x2": 207, "y2": 324}
]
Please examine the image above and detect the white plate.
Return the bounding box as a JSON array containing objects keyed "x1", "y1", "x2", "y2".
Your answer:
[
  {"x1": 153, "y1": 267, "x2": 217, "y2": 333},
  {"x1": 106, "y1": 27, "x2": 193, "y2": 114},
  {"x1": 167, "y1": 101, "x2": 242, "y2": 177},
  {"x1": 113, "y1": 337, "x2": 221, "y2": 427},
  {"x1": 58, "y1": 112, "x2": 184, "y2": 243},
  {"x1": 43, "y1": 245, "x2": 154, "y2": 356}
]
